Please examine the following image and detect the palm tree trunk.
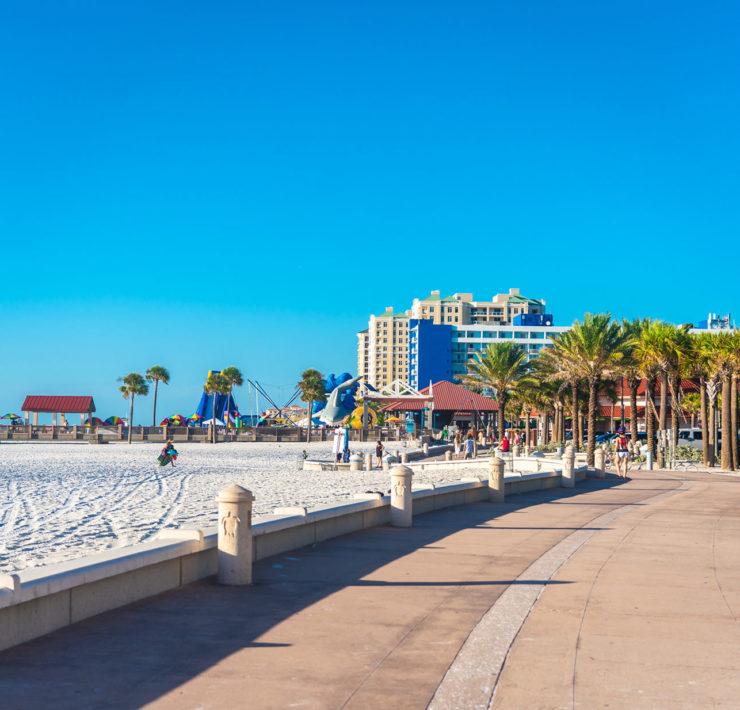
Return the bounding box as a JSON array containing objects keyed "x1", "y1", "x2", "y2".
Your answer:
[
  {"x1": 721, "y1": 375, "x2": 733, "y2": 470},
  {"x1": 659, "y1": 371, "x2": 668, "y2": 432},
  {"x1": 152, "y1": 379, "x2": 158, "y2": 427},
  {"x1": 628, "y1": 378, "x2": 638, "y2": 449},
  {"x1": 708, "y1": 397, "x2": 716, "y2": 466},
  {"x1": 525, "y1": 411, "x2": 530, "y2": 446},
  {"x1": 571, "y1": 384, "x2": 578, "y2": 447},
  {"x1": 669, "y1": 373, "x2": 681, "y2": 449},
  {"x1": 587, "y1": 378, "x2": 598, "y2": 466},
  {"x1": 732, "y1": 374, "x2": 738, "y2": 470},
  {"x1": 700, "y1": 375, "x2": 709, "y2": 466},
  {"x1": 578, "y1": 411, "x2": 584, "y2": 450},
  {"x1": 212, "y1": 392, "x2": 218, "y2": 444},
  {"x1": 306, "y1": 398, "x2": 313, "y2": 443},
  {"x1": 128, "y1": 395, "x2": 134, "y2": 445},
  {"x1": 645, "y1": 377, "x2": 656, "y2": 458},
  {"x1": 542, "y1": 410, "x2": 549, "y2": 444},
  {"x1": 497, "y1": 391, "x2": 506, "y2": 441}
]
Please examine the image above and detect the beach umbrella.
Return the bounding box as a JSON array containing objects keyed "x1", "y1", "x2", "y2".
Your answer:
[
  {"x1": 86, "y1": 417, "x2": 105, "y2": 426},
  {"x1": 104, "y1": 416, "x2": 123, "y2": 426},
  {"x1": 1, "y1": 413, "x2": 21, "y2": 420}
]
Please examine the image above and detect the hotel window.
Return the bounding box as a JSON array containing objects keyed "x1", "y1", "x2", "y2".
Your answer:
[{"x1": 500, "y1": 331, "x2": 512, "y2": 338}]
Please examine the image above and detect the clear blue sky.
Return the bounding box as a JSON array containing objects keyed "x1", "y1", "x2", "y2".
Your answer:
[{"x1": 1, "y1": 1, "x2": 738, "y2": 422}]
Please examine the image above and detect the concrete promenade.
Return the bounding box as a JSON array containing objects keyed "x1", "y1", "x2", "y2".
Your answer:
[{"x1": 1, "y1": 470, "x2": 739, "y2": 709}]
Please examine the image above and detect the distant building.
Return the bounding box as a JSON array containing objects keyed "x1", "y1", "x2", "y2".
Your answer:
[
  {"x1": 690, "y1": 313, "x2": 735, "y2": 332},
  {"x1": 358, "y1": 288, "x2": 554, "y2": 388},
  {"x1": 358, "y1": 307, "x2": 410, "y2": 389},
  {"x1": 411, "y1": 288, "x2": 547, "y2": 326}
]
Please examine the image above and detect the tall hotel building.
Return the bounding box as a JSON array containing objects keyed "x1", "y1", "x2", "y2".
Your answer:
[{"x1": 358, "y1": 288, "x2": 568, "y2": 389}]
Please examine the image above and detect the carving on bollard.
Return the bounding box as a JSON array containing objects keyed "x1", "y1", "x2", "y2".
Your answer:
[
  {"x1": 221, "y1": 510, "x2": 240, "y2": 537},
  {"x1": 390, "y1": 464, "x2": 413, "y2": 527},
  {"x1": 216, "y1": 484, "x2": 255, "y2": 586},
  {"x1": 488, "y1": 457, "x2": 505, "y2": 503}
]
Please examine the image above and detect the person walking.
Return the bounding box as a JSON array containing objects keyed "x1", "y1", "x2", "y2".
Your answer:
[
  {"x1": 454, "y1": 431, "x2": 462, "y2": 459},
  {"x1": 614, "y1": 427, "x2": 630, "y2": 478},
  {"x1": 375, "y1": 439, "x2": 384, "y2": 469},
  {"x1": 463, "y1": 434, "x2": 475, "y2": 460}
]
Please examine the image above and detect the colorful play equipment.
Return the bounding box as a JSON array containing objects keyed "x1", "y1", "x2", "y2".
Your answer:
[
  {"x1": 345, "y1": 405, "x2": 377, "y2": 429},
  {"x1": 194, "y1": 371, "x2": 240, "y2": 426},
  {"x1": 312, "y1": 373, "x2": 360, "y2": 426}
]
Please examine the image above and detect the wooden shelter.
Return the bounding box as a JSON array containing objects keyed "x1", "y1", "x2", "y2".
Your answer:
[{"x1": 21, "y1": 396, "x2": 96, "y2": 426}]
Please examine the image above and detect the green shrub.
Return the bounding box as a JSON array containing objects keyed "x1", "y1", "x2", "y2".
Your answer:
[{"x1": 675, "y1": 444, "x2": 702, "y2": 462}]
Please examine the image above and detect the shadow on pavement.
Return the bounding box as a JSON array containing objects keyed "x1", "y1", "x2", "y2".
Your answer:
[{"x1": 0, "y1": 475, "x2": 630, "y2": 709}]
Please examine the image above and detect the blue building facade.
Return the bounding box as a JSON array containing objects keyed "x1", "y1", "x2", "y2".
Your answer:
[
  {"x1": 408, "y1": 319, "x2": 452, "y2": 390},
  {"x1": 409, "y1": 318, "x2": 568, "y2": 385},
  {"x1": 512, "y1": 313, "x2": 554, "y2": 326}
]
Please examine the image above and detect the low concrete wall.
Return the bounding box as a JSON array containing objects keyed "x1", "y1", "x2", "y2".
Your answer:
[{"x1": 0, "y1": 465, "x2": 587, "y2": 652}]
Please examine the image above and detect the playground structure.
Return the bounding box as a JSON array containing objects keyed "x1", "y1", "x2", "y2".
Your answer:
[{"x1": 194, "y1": 371, "x2": 240, "y2": 426}]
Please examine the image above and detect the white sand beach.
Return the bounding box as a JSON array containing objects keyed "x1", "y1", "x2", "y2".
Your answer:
[{"x1": 0, "y1": 442, "x2": 469, "y2": 574}]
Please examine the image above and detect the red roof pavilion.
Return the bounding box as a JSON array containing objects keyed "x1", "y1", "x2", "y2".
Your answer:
[{"x1": 21, "y1": 396, "x2": 96, "y2": 426}]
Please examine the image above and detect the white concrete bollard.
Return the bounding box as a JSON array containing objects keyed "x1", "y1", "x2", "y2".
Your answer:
[
  {"x1": 383, "y1": 454, "x2": 396, "y2": 471},
  {"x1": 364, "y1": 452, "x2": 373, "y2": 471},
  {"x1": 524, "y1": 445, "x2": 531, "y2": 456},
  {"x1": 216, "y1": 484, "x2": 255, "y2": 585},
  {"x1": 445, "y1": 450, "x2": 452, "y2": 461},
  {"x1": 594, "y1": 448, "x2": 606, "y2": 478},
  {"x1": 488, "y1": 457, "x2": 505, "y2": 503},
  {"x1": 394, "y1": 449, "x2": 400, "y2": 459},
  {"x1": 349, "y1": 453, "x2": 363, "y2": 471},
  {"x1": 401, "y1": 452, "x2": 408, "y2": 463},
  {"x1": 513, "y1": 444, "x2": 520, "y2": 458},
  {"x1": 562, "y1": 449, "x2": 576, "y2": 488},
  {"x1": 390, "y1": 464, "x2": 413, "y2": 527},
  {"x1": 422, "y1": 442, "x2": 429, "y2": 456}
]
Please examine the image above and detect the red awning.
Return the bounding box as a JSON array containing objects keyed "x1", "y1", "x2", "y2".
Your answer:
[
  {"x1": 22, "y1": 396, "x2": 96, "y2": 413},
  {"x1": 379, "y1": 380, "x2": 498, "y2": 413}
]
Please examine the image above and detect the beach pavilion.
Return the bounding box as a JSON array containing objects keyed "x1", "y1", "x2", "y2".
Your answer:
[
  {"x1": 377, "y1": 380, "x2": 498, "y2": 433},
  {"x1": 21, "y1": 396, "x2": 96, "y2": 427}
]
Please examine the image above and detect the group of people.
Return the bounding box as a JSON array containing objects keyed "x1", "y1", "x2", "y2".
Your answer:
[{"x1": 451, "y1": 428, "x2": 521, "y2": 460}]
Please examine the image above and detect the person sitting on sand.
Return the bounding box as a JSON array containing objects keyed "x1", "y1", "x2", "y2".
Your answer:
[{"x1": 157, "y1": 440, "x2": 178, "y2": 467}]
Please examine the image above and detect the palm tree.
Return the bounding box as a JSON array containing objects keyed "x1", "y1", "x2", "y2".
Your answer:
[
  {"x1": 221, "y1": 366, "x2": 244, "y2": 430},
  {"x1": 119, "y1": 373, "x2": 149, "y2": 444},
  {"x1": 619, "y1": 319, "x2": 650, "y2": 449},
  {"x1": 552, "y1": 314, "x2": 630, "y2": 466},
  {"x1": 204, "y1": 372, "x2": 229, "y2": 444},
  {"x1": 298, "y1": 368, "x2": 326, "y2": 443},
  {"x1": 462, "y1": 342, "x2": 532, "y2": 439},
  {"x1": 699, "y1": 334, "x2": 721, "y2": 466},
  {"x1": 145, "y1": 366, "x2": 170, "y2": 427}
]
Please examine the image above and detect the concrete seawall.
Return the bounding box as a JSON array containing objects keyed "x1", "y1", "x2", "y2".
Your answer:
[{"x1": 0, "y1": 463, "x2": 586, "y2": 652}]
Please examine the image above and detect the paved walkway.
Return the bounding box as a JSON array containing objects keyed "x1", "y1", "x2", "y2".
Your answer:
[{"x1": 1, "y1": 470, "x2": 739, "y2": 709}]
